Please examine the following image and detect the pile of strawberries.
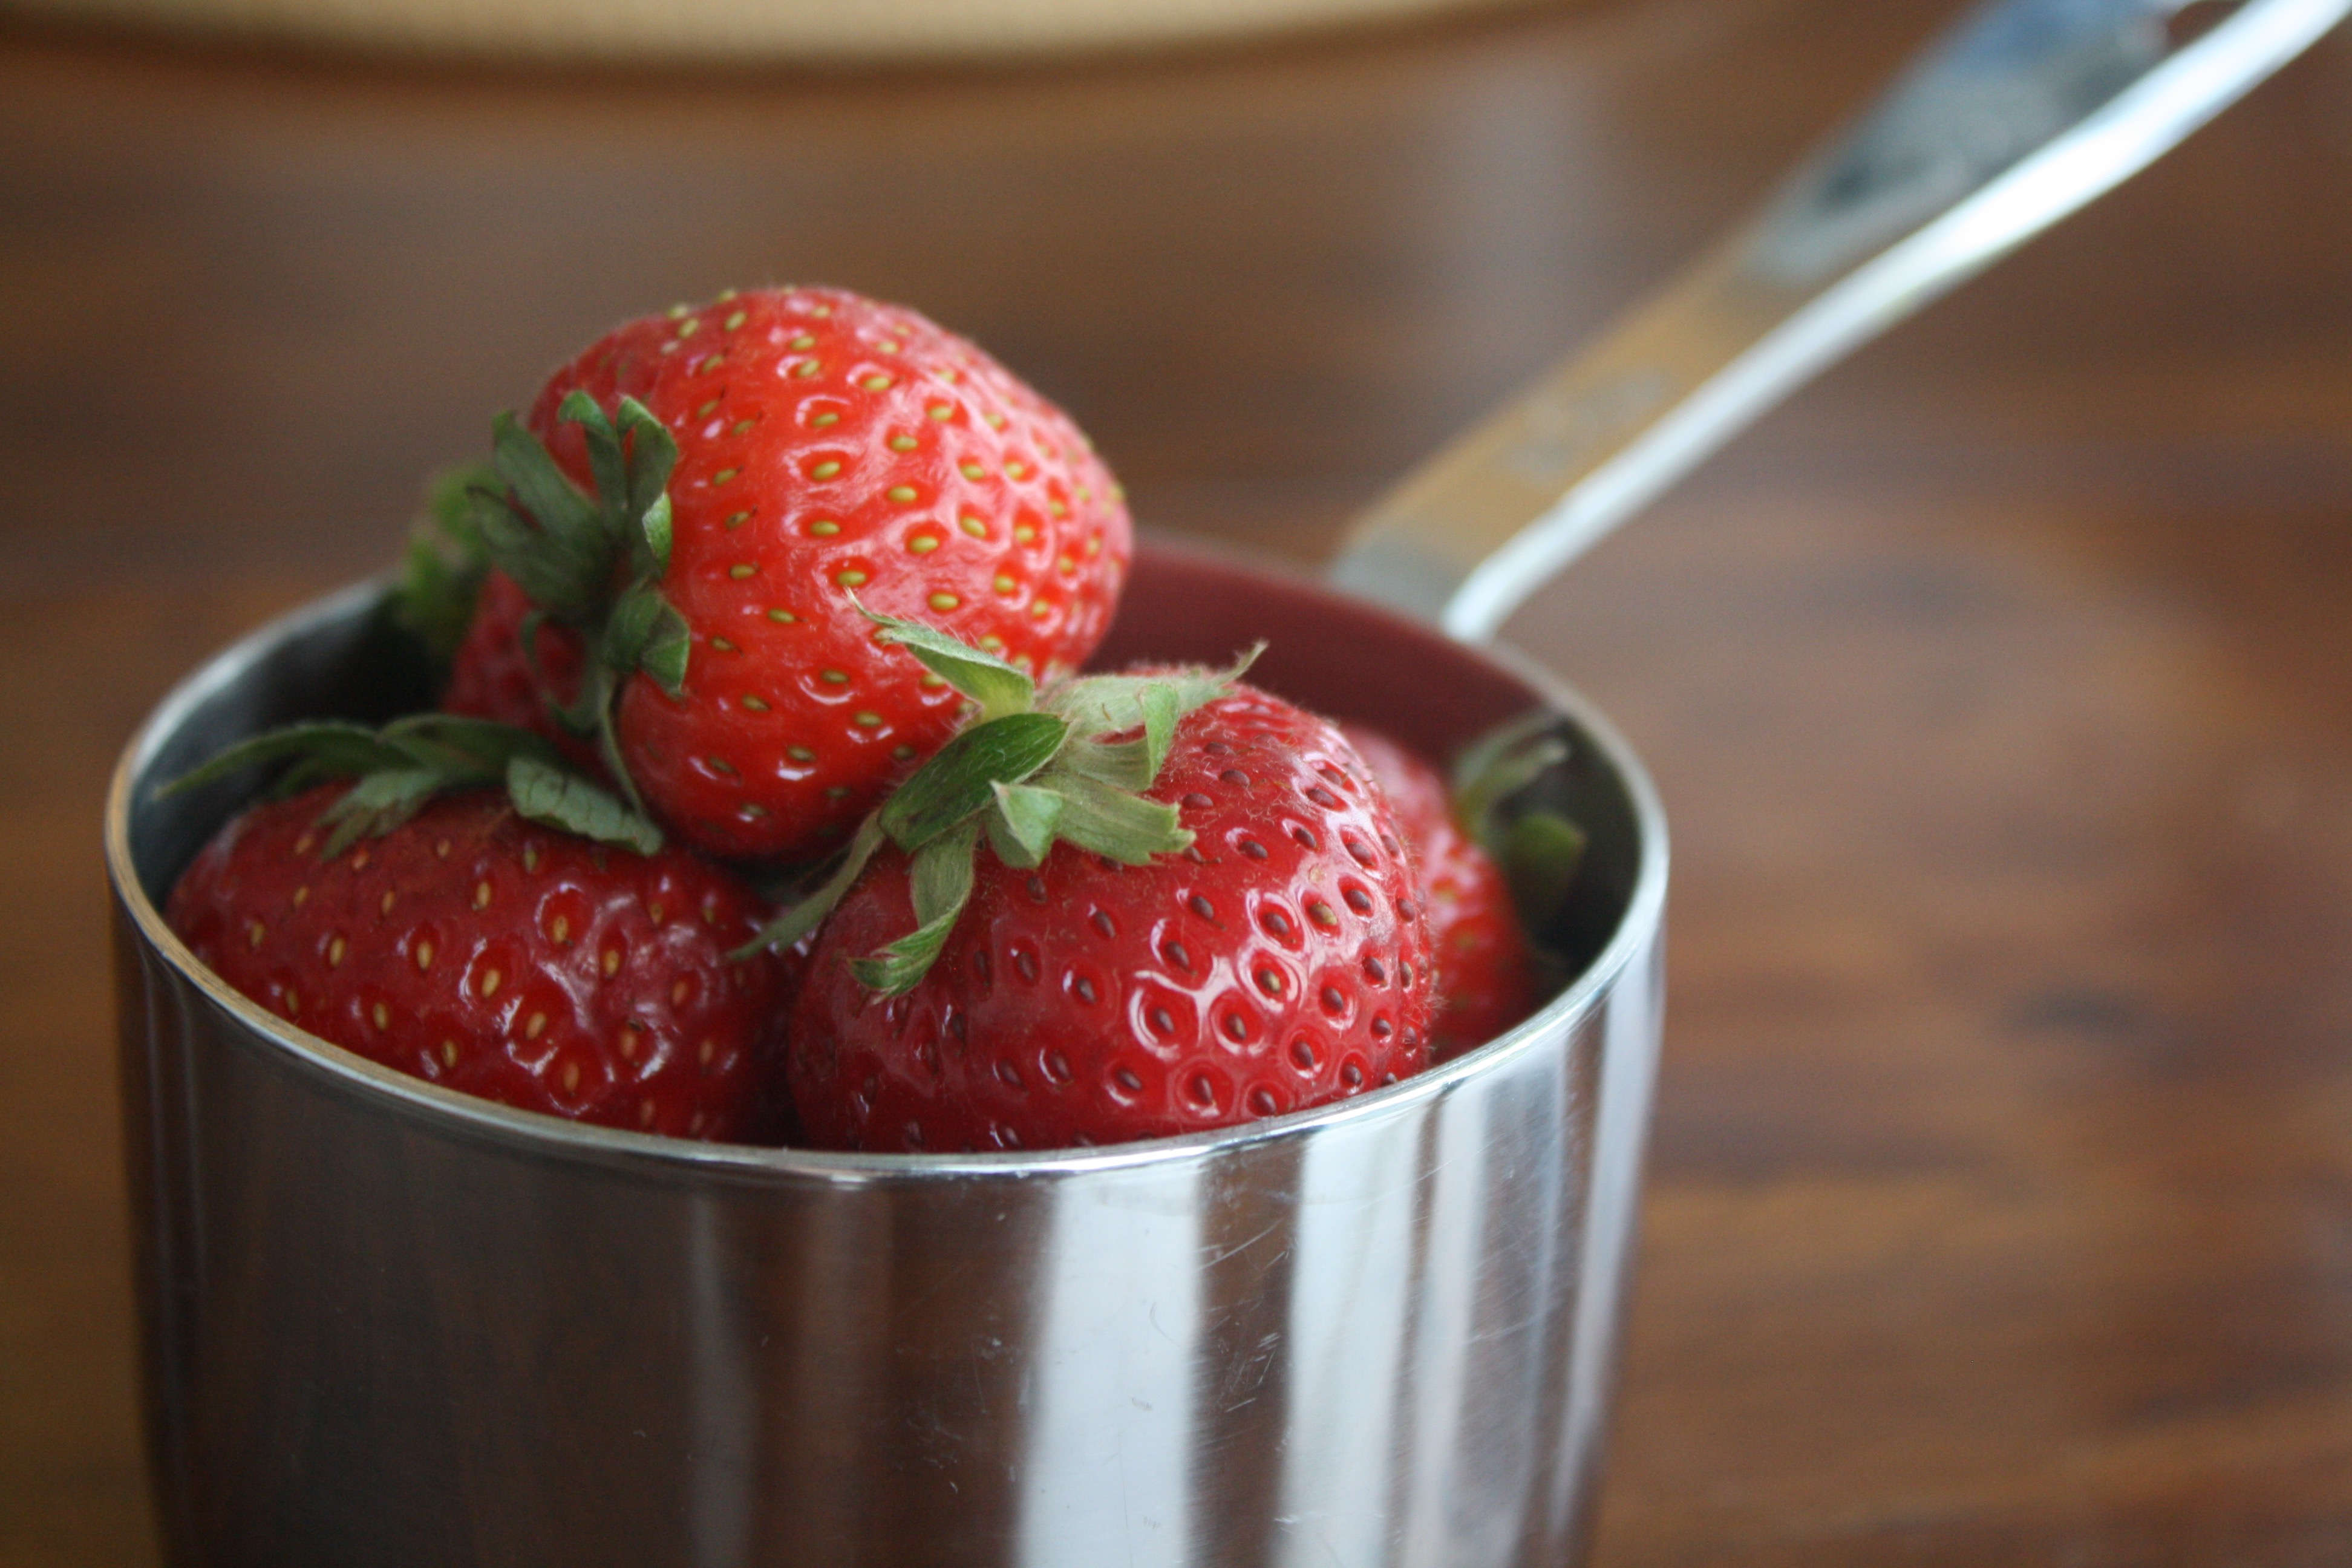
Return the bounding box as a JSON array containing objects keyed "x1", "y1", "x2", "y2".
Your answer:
[{"x1": 166, "y1": 287, "x2": 1572, "y2": 1152}]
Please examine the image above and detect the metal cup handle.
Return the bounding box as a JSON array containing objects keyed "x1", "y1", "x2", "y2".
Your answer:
[{"x1": 1328, "y1": 0, "x2": 2348, "y2": 641}]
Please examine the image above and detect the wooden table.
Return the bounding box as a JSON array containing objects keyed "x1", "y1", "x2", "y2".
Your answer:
[{"x1": 5, "y1": 2, "x2": 2351, "y2": 1561}]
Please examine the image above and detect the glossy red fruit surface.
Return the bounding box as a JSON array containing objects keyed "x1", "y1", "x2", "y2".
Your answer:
[
  {"x1": 451, "y1": 285, "x2": 1132, "y2": 864},
  {"x1": 1342, "y1": 724, "x2": 1536, "y2": 1060},
  {"x1": 168, "y1": 785, "x2": 789, "y2": 1141},
  {"x1": 789, "y1": 685, "x2": 1435, "y2": 1152}
]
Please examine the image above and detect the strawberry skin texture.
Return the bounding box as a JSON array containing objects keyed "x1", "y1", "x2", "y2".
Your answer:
[
  {"x1": 1342, "y1": 725, "x2": 1535, "y2": 1060},
  {"x1": 789, "y1": 687, "x2": 1436, "y2": 1152},
  {"x1": 443, "y1": 571, "x2": 590, "y2": 756},
  {"x1": 463, "y1": 286, "x2": 1133, "y2": 864},
  {"x1": 167, "y1": 786, "x2": 790, "y2": 1141}
]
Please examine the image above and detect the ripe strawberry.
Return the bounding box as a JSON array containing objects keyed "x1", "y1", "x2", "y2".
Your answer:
[
  {"x1": 443, "y1": 569, "x2": 552, "y2": 726},
  {"x1": 442, "y1": 570, "x2": 595, "y2": 762},
  {"x1": 163, "y1": 717, "x2": 789, "y2": 1141},
  {"x1": 1341, "y1": 724, "x2": 1535, "y2": 1060},
  {"x1": 451, "y1": 286, "x2": 1132, "y2": 864},
  {"x1": 760, "y1": 612, "x2": 1434, "y2": 1152}
]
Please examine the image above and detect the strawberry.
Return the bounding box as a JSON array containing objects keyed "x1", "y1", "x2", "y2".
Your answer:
[
  {"x1": 163, "y1": 717, "x2": 788, "y2": 1141},
  {"x1": 443, "y1": 569, "x2": 593, "y2": 760},
  {"x1": 449, "y1": 286, "x2": 1132, "y2": 865},
  {"x1": 1341, "y1": 724, "x2": 1536, "y2": 1060},
  {"x1": 754, "y1": 610, "x2": 1435, "y2": 1152}
]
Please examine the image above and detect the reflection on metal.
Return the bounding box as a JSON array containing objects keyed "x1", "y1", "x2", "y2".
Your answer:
[
  {"x1": 1330, "y1": 0, "x2": 2351, "y2": 641},
  {"x1": 1015, "y1": 1167, "x2": 1202, "y2": 1564}
]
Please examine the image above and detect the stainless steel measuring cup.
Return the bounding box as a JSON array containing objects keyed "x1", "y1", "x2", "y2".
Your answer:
[{"x1": 109, "y1": 540, "x2": 1667, "y2": 1567}]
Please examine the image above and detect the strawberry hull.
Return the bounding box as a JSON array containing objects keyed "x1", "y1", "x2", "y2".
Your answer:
[{"x1": 108, "y1": 543, "x2": 1665, "y2": 1568}]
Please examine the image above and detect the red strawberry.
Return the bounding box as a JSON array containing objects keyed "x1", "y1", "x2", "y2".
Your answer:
[
  {"x1": 443, "y1": 570, "x2": 589, "y2": 749},
  {"x1": 164, "y1": 719, "x2": 789, "y2": 1141},
  {"x1": 451, "y1": 286, "x2": 1132, "y2": 865},
  {"x1": 762, "y1": 613, "x2": 1434, "y2": 1152},
  {"x1": 1341, "y1": 724, "x2": 1535, "y2": 1060}
]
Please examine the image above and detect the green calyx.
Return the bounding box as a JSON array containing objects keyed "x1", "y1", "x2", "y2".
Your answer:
[
  {"x1": 392, "y1": 462, "x2": 498, "y2": 664},
  {"x1": 162, "y1": 713, "x2": 665, "y2": 859},
  {"x1": 1450, "y1": 711, "x2": 1587, "y2": 933},
  {"x1": 736, "y1": 604, "x2": 1261, "y2": 994},
  {"x1": 469, "y1": 392, "x2": 690, "y2": 818}
]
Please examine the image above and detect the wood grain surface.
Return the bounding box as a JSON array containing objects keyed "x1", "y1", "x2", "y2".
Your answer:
[{"x1": 4, "y1": 1, "x2": 2351, "y2": 1563}]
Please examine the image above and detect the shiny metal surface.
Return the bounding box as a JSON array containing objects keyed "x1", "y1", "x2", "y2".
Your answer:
[
  {"x1": 1328, "y1": 0, "x2": 2351, "y2": 638},
  {"x1": 108, "y1": 545, "x2": 1667, "y2": 1567}
]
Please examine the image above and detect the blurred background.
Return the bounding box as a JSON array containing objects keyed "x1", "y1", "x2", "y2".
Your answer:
[{"x1": 5, "y1": 0, "x2": 2352, "y2": 1562}]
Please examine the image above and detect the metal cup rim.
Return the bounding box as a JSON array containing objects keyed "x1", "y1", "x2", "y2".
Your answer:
[{"x1": 105, "y1": 559, "x2": 1668, "y2": 1184}]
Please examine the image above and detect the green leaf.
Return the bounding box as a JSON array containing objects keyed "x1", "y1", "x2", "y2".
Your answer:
[
  {"x1": 162, "y1": 714, "x2": 583, "y2": 838},
  {"x1": 1055, "y1": 735, "x2": 1142, "y2": 791},
  {"x1": 1033, "y1": 769, "x2": 1192, "y2": 864},
  {"x1": 165, "y1": 708, "x2": 668, "y2": 869},
  {"x1": 1047, "y1": 646, "x2": 1258, "y2": 745},
  {"x1": 1450, "y1": 710, "x2": 1569, "y2": 848},
  {"x1": 158, "y1": 722, "x2": 407, "y2": 798},
  {"x1": 606, "y1": 583, "x2": 691, "y2": 695},
  {"x1": 1449, "y1": 709, "x2": 1552, "y2": 795},
  {"x1": 851, "y1": 820, "x2": 979, "y2": 995},
  {"x1": 315, "y1": 767, "x2": 445, "y2": 857},
  {"x1": 505, "y1": 757, "x2": 664, "y2": 855},
  {"x1": 1137, "y1": 682, "x2": 1181, "y2": 779},
  {"x1": 391, "y1": 462, "x2": 497, "y2": 662},
  {"x1": 856, "y1": 600, "x2": 1035, "y2": 720},
  {"x1": 878, "y1": 711, "x2": 1068, "y2": 852},
  {"x1": 1055, "y1": 683, "x2": 1183, "y2": 792},
  {"x1": 471, "y1": 482, "x2": 607, "y2": 626},
  {"x1": 730, "y1": 814, "x2": 886, "y2": 960},
  {"x1": 394, "y1": 536, "x2": 472, "y2": 661},
  {"x1": 615, "y1": 397, "x2": 680, "y2": 554},
  {"x1": 987, "y1": 780, "x2": 1063, "y2": 868},
  {"x1": 1498, "y1": 809, "x2": 1587, "y2": 932},
  {"x1": 639, "y1": 491, "x2": 675, "y2": 578},
  {"x1": 379, "y1": 713, "x2": 561, "y2": 781},
  {"x1": 638, "y1": 598, "x2": 690, "y2": 694},
  {"x1": 489, "y1": 410, "x2": 602, "y2": 558},
  {"x1": 909, "y1": 818, "x2": 979, "y2": 924},
  {"x1": 561, "y1": 392, "x2": 630, "y2": 541}
]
